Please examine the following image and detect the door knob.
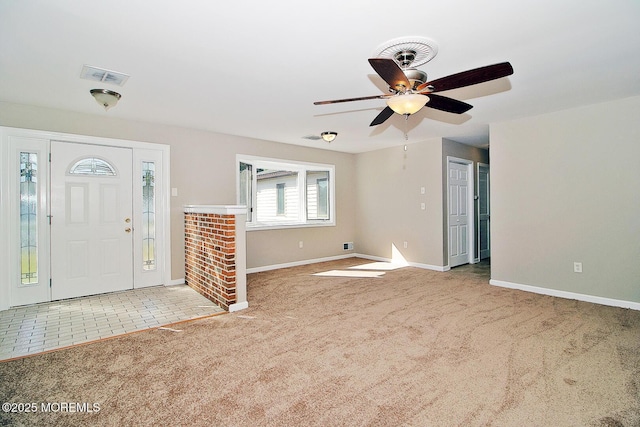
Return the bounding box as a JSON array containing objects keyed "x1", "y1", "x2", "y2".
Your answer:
[{"x1": 125, "y1": 227, "x2": 132, "y2": 233}]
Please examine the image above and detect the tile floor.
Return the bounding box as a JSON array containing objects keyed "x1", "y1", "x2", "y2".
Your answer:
[{"x1": 0, "y1": 285, "x2": 224, "y2": 361}]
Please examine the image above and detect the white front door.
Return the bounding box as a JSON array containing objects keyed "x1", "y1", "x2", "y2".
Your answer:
[
  {"x1": 50, "y1": 142, "x2": 133, "y2": 300},
  {"x1": 478, "y1": 164, "x2": 491, "y2": 260},
  {"x1": 448, "y1": 160, "x2": 471, "y2": 268}
]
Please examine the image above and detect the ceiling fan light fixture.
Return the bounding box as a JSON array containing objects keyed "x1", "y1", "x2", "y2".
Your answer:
[
  {"x1": 90, "y1": 89, "x2": 121, "y2": 111},
  {"x1": 386, "y1": 93, "x2": 429, "y2": 115},
  {"x1": 321, "y1": 131, "x2": 337, "y2": 142}
]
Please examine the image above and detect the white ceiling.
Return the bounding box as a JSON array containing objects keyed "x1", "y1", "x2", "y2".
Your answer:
[{"x1": 1, "y1": 1, "x2": 639, "y2": 153}]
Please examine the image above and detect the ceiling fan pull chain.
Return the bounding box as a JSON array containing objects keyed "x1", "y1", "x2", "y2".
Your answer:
[{"x1": 404, "y1": 114, "x2": 409, "y2": 140}]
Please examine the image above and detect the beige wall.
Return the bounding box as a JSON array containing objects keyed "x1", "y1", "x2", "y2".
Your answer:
[
  {"x1": 353, "y1": 137, "x2": 489, "y2": 269},
  {"x1": 490, "y1": 96, "x2": 640, "y2": 303},
  {"x1": 0, "y1": 102, "x2": 356, "y2": 278},
  {"x1": 354, "y1": 138, "x2": 445, "y2": 267},
  {"x1": 5, "y1": 95, "x2": 639, "y2": 305}
]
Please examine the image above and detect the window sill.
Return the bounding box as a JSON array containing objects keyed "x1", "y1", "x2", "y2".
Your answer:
[{"x1": 246, "y1": 221, "x2": 335, "y2": 231}]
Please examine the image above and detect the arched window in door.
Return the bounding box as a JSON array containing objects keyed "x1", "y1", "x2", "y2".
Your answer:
[{"x1": 69, "y1": 157, "x2": 116, "y2": 176}]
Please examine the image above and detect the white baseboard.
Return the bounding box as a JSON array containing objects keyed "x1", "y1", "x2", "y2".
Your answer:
[
  {"x1": 229, "y1": 301, "x2": 249, "y2": 312},
  {"x1": 246, "y1": 254, "x2": 356, "y2": 274},
  {"x1": 355, "y1": 253, "x2": 449, "y2": 272},
  {"x1": 412, "y1": 262, "x2": 450, "y2": 272},
  {"x1": 490, "y1": 279, "x2": 640, "y2": 311},
  {"x1": 246, "y1": 253, "x2": 449, "y2": 274}
]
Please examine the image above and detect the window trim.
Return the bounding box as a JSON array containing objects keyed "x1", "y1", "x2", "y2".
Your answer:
[{"x1": 236, "y1": 155, "x2": 336, "y2": 231}]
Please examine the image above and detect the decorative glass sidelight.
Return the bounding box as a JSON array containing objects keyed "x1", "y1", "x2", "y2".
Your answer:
[
  {"x1": 142, "y1": 162, "x2": 156, "y2": 270},
  {"x1": 20, "y1": 152, "x2": 38, "y2": 284}
]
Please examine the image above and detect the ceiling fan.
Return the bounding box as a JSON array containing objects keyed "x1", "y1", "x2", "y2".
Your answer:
[{"x1": 314, "y1": 50, "x2": 513, "y2": 127}]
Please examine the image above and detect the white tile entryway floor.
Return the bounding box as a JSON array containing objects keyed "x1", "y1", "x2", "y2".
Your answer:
[{"x1": 0, "y1": 285, "x2": 224, "y2": 361}]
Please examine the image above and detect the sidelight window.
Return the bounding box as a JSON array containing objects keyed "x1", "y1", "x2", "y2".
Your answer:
[
  {"x1": 142, "y1": 162, "x2": 156, "y2": 270},
  {"x1": 19, "y1": 152, "x2": 38, "y2": 284}
]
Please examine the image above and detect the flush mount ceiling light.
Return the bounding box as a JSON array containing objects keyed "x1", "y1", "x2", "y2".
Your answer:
[
  {"x1": 386, "y1": 93, "x2": 429, "y2": 115},
  {"x1": 90, "y1": 89, "x2": 121, "y2": 111},
  {"x1": 321, "y1": 131, "x2": 337, "y2": 142}
]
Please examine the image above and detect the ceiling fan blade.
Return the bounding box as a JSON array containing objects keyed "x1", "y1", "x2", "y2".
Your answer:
[
  {"x1": 314, "y1": 94, "x2": 388, "y2": 105},
  {"x1": 368, "y1": 58, "x2": 412, "y2": 92},
  {"x1": 416, "y1": 62, "x2": 513, "y2": 93},
  {"x1": 369, "y1": 106, "x2": 395, "y2": 126},
  {"x1": 423, "y1": 94, "x2": 473, "y2": 114}
]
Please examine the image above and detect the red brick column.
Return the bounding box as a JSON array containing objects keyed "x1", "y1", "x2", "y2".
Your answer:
[{"x1": 184, "y1": 205, "x2": 247, "y2": 311}]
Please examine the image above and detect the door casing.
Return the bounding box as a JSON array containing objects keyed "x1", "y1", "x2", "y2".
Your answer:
[
  {"x1": 446, "y1": 156, "x2": 475, "y2": 268},
  {"x1": 0, "y1": 126, "x2": 171, "y2": 311},
  {"x1": 477, "y1": 163, "x2": 491, "y2": 260}
]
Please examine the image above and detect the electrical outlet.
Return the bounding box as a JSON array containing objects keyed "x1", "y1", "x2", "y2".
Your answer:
[
  {"x1": 403, "y1": 241, "x2": 408, "y2": 249},
  {"x1": 299, "y1": 241, "x2": 303, "y2": 249},
  {"x1": 573, "y1": 262, "x2": 583, "y2": 273}
]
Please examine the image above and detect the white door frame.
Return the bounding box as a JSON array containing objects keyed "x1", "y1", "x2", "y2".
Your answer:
[
  {"x1": 0, "y1": 126, "x2": 172, "y2": 311},
  {"x1": 477, "y1": 162, "x2": 490, "y2": 261},
  {"x1": 446, "y1": 156, "x2": 475, "y2": 268}
]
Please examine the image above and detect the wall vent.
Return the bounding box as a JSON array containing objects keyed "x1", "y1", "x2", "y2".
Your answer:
[
  {"x1": 343, "y1": 242, "x2": 354, "y2": 251},
  {"x1": 80, "y1": 65, "x2": 129, "y2": 87}
]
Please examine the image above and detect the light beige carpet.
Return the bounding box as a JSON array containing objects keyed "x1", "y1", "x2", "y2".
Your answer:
[{"x1": 1, "y1": 258, "x2": 638, "y2": 426}]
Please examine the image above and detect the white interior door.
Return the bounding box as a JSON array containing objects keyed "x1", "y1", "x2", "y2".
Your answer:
[
  {"x1": 50, "y1": 142, "x2": 133, "y2": 300},
  {"x1": 448, "y1": 160, "x2": 471, "y2": 268},
  {"x1": 478, "y1": 164, "x2": 491, "y2": 260}
]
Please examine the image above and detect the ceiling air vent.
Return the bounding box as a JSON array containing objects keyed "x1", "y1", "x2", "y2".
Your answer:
[
  {"x1": 80, "y1": 65, "x2": 129, "y2": 86},
  {"x1": 302, "y1": 135, "x2": 322, "y2": 141}
]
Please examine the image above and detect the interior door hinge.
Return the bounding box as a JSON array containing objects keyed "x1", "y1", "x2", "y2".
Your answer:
[
  {"x1": 49, "y1": 279, "x2": 52, "y2": 288},
  {"x1": 47, "y1": 214, "x2": 52, "y2": 225},
  {"x1": 49, "y1": 152, "x2": 51, "y2": 162}
]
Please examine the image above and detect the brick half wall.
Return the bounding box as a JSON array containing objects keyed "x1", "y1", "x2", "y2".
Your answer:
[{"x1": 184, "y1": 211, "x2": 240, "y2": 311}]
